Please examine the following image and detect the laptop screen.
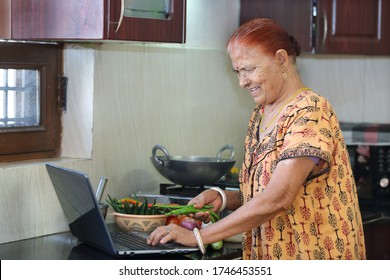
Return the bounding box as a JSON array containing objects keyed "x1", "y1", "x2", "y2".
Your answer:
[
  {"x1": 46, "y1": 164, "x2": 200, "y2": 256},
  {"x1": 47, "y1": 165, "x2": 96, "y2": 224}
]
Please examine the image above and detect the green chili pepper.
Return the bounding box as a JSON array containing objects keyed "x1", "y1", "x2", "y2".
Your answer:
[
  {"x1": 208, "y1": 210, "x2": 220, "y2": 223},
  {"x1": 156, "y1": 204, "x2": 220, "y2": 222},
  {"x1": 106, "y1": 194, "x2": 221, "y2": 218},
  {"x1": 148, "y1": 199, "x2": 157, "y2": 215},
  {"x1": 139, "y1": 198, "x2": 147, "y2": 215}
]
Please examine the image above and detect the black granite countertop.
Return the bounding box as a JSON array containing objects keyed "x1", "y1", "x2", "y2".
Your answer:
[{"x1": 0, "y1": 227, "x2": 242, "y2": 260}]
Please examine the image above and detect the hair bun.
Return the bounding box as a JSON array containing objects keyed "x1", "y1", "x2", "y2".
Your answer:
[{"x1": 289, "y1": 35, "x2": 301, "y2": 57}]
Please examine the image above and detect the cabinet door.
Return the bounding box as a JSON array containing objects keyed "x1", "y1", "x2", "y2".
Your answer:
[
  {"x1": 11, "y1": 0, "x2": 186, "y2": 43},
  {"x1": 12, "y1": 0, "x2": 106, "y2": 40},
  {"x1": 108, "y1": 0, "x2": 186, "y2": 43},
  {"x1": 240, "y1": 0, "x2": 313, "y2": 52},
  {"x1": 315, "y1": 0, "x2": 390, "y2": 55},
  {"x1": 0, "y1": 0, "x2": 11, "y2": 38}
]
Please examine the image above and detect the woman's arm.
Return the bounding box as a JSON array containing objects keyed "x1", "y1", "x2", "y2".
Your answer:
[
  {"x1": 199, "y1": 156, "x2": 316, "y2": 244},
  {"x1": 147, "y1": 156, "x2": 316, "y2": 247},
  {"x1": 225, "y1": 190, "x2": 241, "y2": 211}
]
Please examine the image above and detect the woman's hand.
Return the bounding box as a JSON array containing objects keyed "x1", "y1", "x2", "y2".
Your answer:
[
  {"x1": 189, "y1": 189, "x2": 223, "y2": 223},
  {"x1": 146, "y1": 223, "x2": 197, "y2": 247},
  {"x1": 190, "y1": 189, "x2": 223, "y2": 210}
]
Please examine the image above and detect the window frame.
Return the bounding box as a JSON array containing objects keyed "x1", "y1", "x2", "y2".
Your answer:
[{"x1": 0, "y1": 42, "x2": 62, "y2": 162}]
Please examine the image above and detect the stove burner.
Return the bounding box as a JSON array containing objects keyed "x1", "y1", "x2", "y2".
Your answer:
[
  {"x1": 159, "y1": 179, "x2": 239, "y2": 198},
  {"x1": 160, "y1": 184, "x2": 206, "y2": 197}
]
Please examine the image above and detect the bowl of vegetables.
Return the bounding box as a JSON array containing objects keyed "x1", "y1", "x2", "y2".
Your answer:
[
  {"x1": 107, "y1": 194, "x2": 168, "y2": 232},
  {"x1": 107, "y1": 194, "x2": 222, "y2": 232},
  {"x1": 113, "y1": 212, "x2": 167, "y2": 232}
]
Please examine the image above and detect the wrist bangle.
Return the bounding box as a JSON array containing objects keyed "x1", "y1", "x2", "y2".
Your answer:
[
  {"x1": 210, "y1": 187, "x2": 227, "y2": 212},
  {"x1": 193, "y1": 228, "x2": 206, "y2": 254}
]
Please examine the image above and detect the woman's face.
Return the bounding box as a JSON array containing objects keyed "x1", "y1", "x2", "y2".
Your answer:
[{"x1": 229, "y1": 45, "x2": 283, "y2": 105}]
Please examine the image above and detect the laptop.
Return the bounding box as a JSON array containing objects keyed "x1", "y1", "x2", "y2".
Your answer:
[{"x1": 45, "y1": 164, "x2": 199, "y2": 256}]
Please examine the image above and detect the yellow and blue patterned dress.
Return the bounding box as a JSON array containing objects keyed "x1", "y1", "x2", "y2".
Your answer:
[{"x1": 240, "y1": 90, "x2": 366, "y2": 260}]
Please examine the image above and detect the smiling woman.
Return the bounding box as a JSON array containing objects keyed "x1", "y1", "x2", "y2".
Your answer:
[
  {"x1": 0, "y1": 42, "x2": 63, "y2": 162},
  {"x1": 232, "y1": 65, "x2": 260, "y2": 79}
]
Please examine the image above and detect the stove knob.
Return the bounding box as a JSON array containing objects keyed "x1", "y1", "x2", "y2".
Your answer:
[{"x1": 379, "y1": 177, "x2": 389, "y2": 188}]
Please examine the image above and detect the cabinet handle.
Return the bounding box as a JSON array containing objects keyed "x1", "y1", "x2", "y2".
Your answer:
[
  {"x1": 115, "y1": 0, "x2": 125, "y2": 33},
  {"x1": 322, "y1": 10, "x2": 328, "y2": 47}
]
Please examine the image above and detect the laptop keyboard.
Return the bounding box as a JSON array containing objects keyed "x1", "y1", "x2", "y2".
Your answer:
[{"x1": 111, "y1": 231, "x2": 171, "y2": 250}]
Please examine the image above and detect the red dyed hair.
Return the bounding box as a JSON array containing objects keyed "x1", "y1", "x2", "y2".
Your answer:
[{"x1": 227, "y1": 18, "x2": 301, "y2": 61}]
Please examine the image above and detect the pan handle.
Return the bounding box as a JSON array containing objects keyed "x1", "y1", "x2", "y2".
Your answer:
[
  {"x1": 152, "y1": 144, "x2": 170, "y2": 166},
  {"x1": 216, "y1": 144, "x2": 235, "y2": 160}
]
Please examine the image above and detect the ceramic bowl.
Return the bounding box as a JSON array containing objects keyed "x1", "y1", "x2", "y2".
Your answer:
[{"x1": 113, "y1": 212, "x2": 167, "y2": 232}]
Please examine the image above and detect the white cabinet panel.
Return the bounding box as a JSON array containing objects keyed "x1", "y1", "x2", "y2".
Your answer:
[
  {"x1": 299, "y1": 55, "x2": 365, "y2": 123},
  {"x1": 364, "y1": 58, "x2": 390, "y2": 123}
]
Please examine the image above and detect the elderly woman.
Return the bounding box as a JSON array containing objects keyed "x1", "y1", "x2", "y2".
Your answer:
[{"x1": 148, "y1": 18, "x2": 366, "y2": 260}]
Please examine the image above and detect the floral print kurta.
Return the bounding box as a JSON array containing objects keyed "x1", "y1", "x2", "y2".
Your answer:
[{"x1": 240, "y1": 90, "x2": 366, "y2": 260}]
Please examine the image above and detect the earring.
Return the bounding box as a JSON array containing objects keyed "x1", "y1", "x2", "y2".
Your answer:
[{"x1": 281, "y1": 66, "x2": 287, "y2": 80}]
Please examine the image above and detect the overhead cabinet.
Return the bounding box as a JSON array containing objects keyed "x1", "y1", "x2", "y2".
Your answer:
[
  {"x1": 240, "y1": 0, "x2": 390, "y2": 55},
  {"x1": 314, "y1": 0, "x2": 390, "y2": 55},
  {"x1": 0, "y1": 0, "x2": 11, "y2": 38},
  {"x1": 240, "y1": 0, "x2": 313, "y2": 52},
  {"x1": 10, "y1": 0, "x2": 186, "y2": 43}
]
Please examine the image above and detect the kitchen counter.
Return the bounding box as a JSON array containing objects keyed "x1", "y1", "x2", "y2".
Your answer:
[
  {"x1": 2, "y1": 219, "x2": 388, "y2": 260},
  {"x1": 0, "y1": 225, "x2": 242, "y2": 260}
]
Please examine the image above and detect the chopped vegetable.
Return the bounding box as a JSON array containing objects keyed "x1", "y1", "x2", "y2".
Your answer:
[
  {"x1": 179, "y1": 217, "x2": 201, "y2": 230},
  {"x1": 166, "y1": 216, "x2": 180, "y2": 225},
  {"x1": 210, "y1": 240, "x2": 223, "y2": 250},
  {"x1": 118, "y1": 197, "x2": 139, "y2": 204}
]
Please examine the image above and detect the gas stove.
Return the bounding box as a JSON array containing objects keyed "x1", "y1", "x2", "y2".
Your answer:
[{"x1": 159, "y1": 179, "x2": 240, "y2": 198}]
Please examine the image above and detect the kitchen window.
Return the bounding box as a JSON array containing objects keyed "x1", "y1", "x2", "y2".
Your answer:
[
  {"x1": 0, "y1": 42, "x2": 63, "y2": 162},
  {"x1": 0, "y1": 69, "x2": 40, "y2": 127}
]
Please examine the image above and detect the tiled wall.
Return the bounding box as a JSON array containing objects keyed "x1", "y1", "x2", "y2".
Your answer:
[{"x1": 299, "y1": 54, "x2": 390, "y2": 124}]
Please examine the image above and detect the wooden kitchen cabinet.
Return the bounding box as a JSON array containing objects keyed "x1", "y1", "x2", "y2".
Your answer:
[
  {"x1": 315, "y1": 0, "x2": 390, "y2": 55},
  {"x1": 0, "y1": 0, "x2": 11, "y2": 38},
  {"x1": 240, "y1": 0, "x2": 390, "y2": 55},
  {"x1": 11, "y1": 0, "x2": 186, "y2": 43},
  {"x1": 240, "y1": 0, "x2": 313, "y2": 52},
  {"x1": 363, "y1": 220, "x2": 390, "y2": 260}
]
